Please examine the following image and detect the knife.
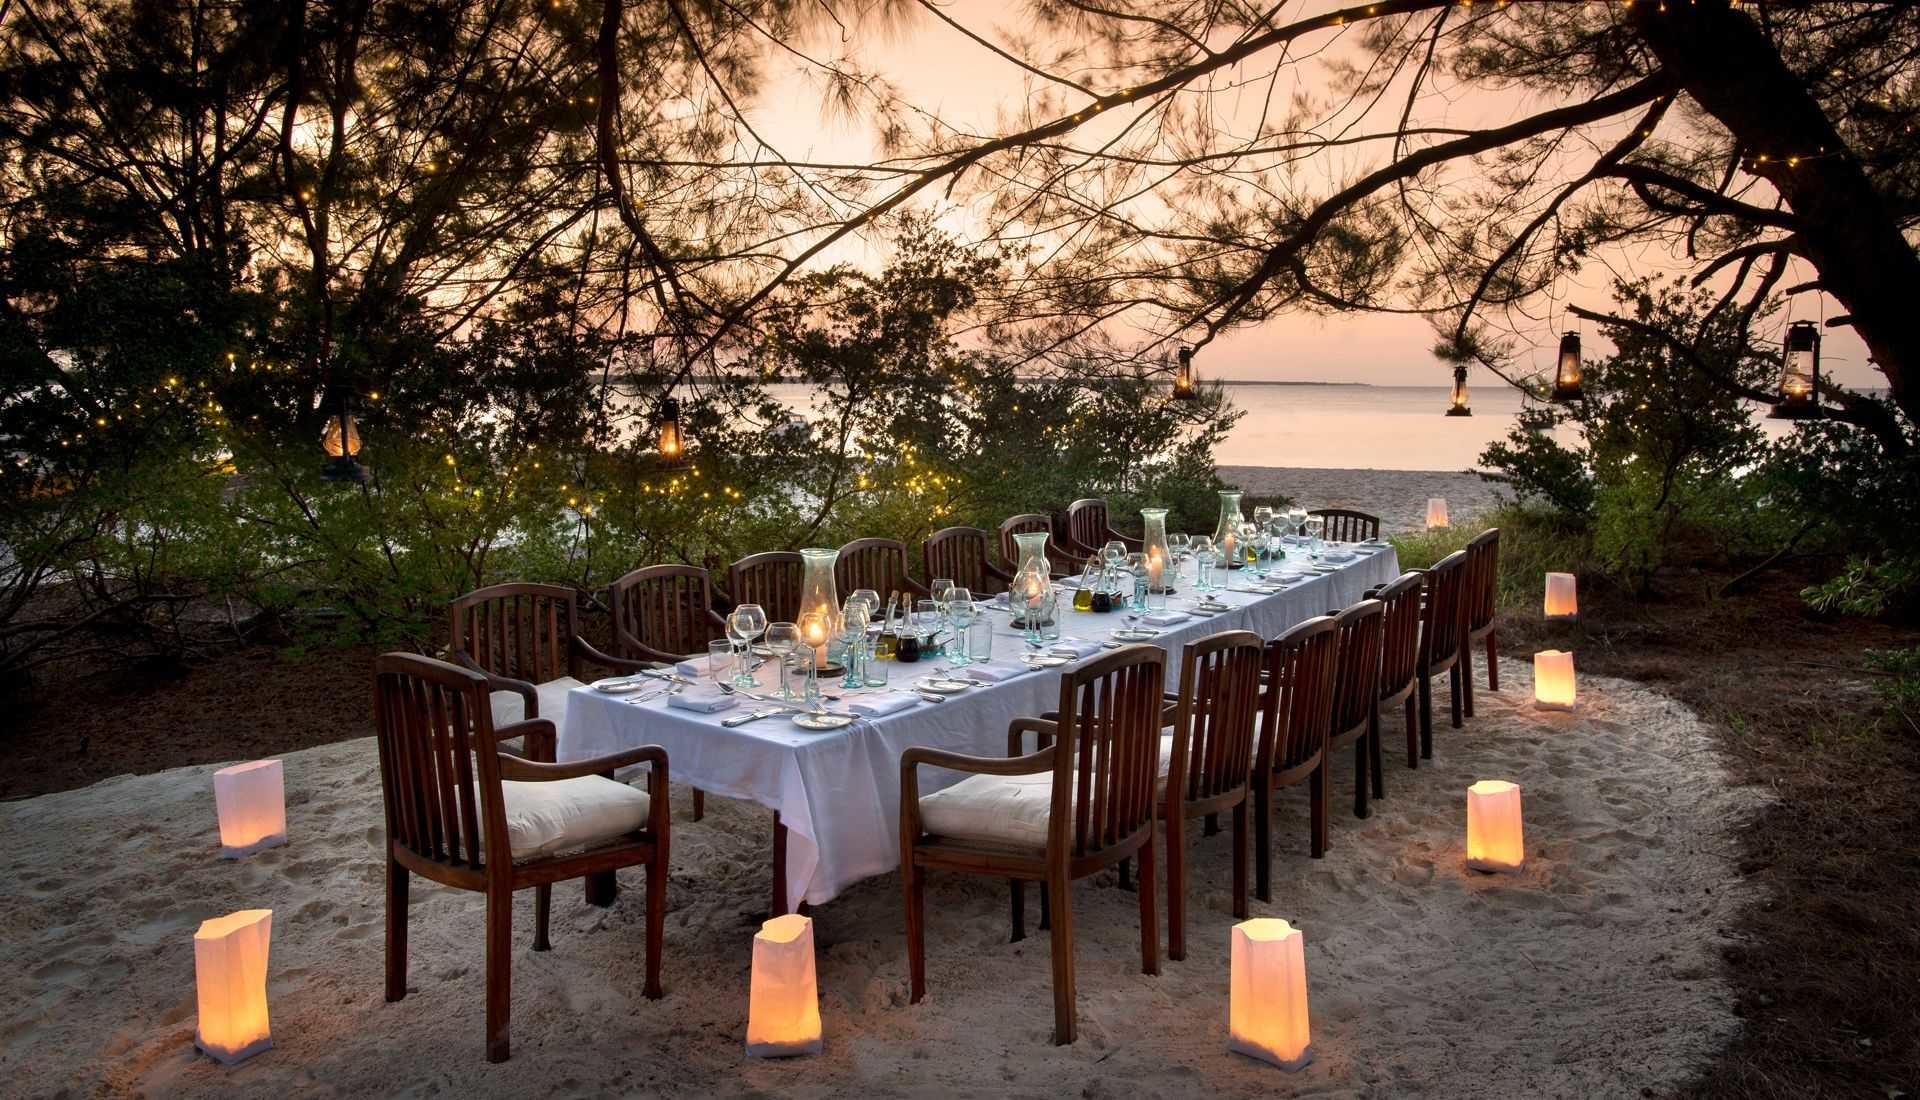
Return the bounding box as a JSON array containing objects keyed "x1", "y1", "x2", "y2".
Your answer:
[{"x1": 722, "y1": 708, "x2": 785, "y2": 727}]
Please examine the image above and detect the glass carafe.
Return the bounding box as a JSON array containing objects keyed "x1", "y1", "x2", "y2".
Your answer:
[
  {"x1": 797, "y1": 548, "x2": 842, "y2": 663},
  {"x1": 1140, "y1": 507, "x2": 1171, "y2": 595},
  {"x1": 1212, "y1": 490, "x2": 1244, "y2": 571}
]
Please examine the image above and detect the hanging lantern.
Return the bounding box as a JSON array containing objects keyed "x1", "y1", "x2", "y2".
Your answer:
[
  {"x1": 1533, "y1": 649, "x2": 1576, "y2": 710},
  {"x1": 745, "y1": 914, "x2": 822, "y2": 1057},
  {"x1": 1425, "y1": 497, "x2": 1450, "y2": 530},
  {"x1": 1768, "y1": 321, "x2": 1822, "y2": 419},
  {"x1": 1552, "y1": 331, "x2": 1584, "y2": 401},
  {"x1": 1465, "y1": 780, "x2": 1525, "y2": 874},
  {"x1": 1172, "y1": 346, "x2": 1198, "y2": 400},
  {"x1": 213, "y1": 760, "x2": 288, "y2": 858},
  {"x1": 194, "y1": 909, "x2": 274, "y2": 1065},
  {"x1": 657, "y1": 396, "x2": 686, "y2": 460},
  {"x1": 319, "y1": 394, "x2": 366, "y2": 484},
  {"x1": 1228, "y1": 917, "x2": 1312, "y2": 1070},
  {"x1": 1543, "y1": 572, "x2": 1578, "y2": 620},
  {"x1": 1444, "y1": 364, "x2": 1472, "y2": 416}
]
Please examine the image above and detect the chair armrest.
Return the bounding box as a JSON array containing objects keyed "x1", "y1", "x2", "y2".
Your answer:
[
  {"x1": 574, "y1": 636, "x2": 656, "y2": 673},
  {"x1": 452, "y1": 652, "x2": 539, "y2": 714},
  {"x1": 497, "y1": 743, "x2": 667, "y2": 782},
  {"x1": 495, "y1": 717, "x2": 558, "y2": 763},
  {"x1": 1006, "y1": 716, "x2": 1060, "y2": 756},
  {"x1": 1109, "y1": 529, "x2": 1144, "y2": 552}
]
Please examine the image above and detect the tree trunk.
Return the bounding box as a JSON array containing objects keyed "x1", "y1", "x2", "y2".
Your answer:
[{"x1": 1632, "y1": 0, "x2": 1919, "y2": 442}]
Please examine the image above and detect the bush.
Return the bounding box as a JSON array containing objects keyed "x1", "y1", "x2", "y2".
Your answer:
[{"x1": 1388, "y1": 503, "x2": 1598, "y2": 613}]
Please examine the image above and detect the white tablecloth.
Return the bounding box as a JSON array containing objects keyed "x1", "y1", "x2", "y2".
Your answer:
[{"x1": 561, "y1": 545, "x2": 1401, "y2": 910}]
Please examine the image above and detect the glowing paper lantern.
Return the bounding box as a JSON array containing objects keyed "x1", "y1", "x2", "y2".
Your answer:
[
  {"x1": 746, "y1": 913, "x2": 822, "y2": 1057},
  {"x1": 194, "y1": 909, "x2": 274, "y2": 1065},
  {"x1": 1228, "y1": 918, "x2": 1312, "y2": 1071},
  {"x1": 1533, "y1": 649, "x2": 1576, "y2": 710},
  {"x1": 213, "y1": 760, "x2": 287, "y2": 857},
  {"x1": 1425, "y1": 497, "x2": 1450, "y2": 529},
  {"x1": 1466, "y1": 780, "x2": 1525, "y2": 873},
  {"x1": 1543, "y1": 572, "x2": 1578, "y2": 620}
]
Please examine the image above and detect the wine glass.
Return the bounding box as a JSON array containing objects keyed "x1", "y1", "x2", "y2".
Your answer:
[
  {"x1": 727, "y1": 603, "x2": 767, "y2": 687},
  {"x1": 764, "y1": 621, "x2": 799, "y2": 699},
  {"x1": 1168, "y1": 531, "x2": 1191, "y2": 584},
  {"x1": 1101, "y1": 540, "x2": 1126, "y2": 568},
  {"x1": 839, "y1": 601, "x2": 870, "y2": 688},
  {"x1": 1190, "y1": 535, "x2": 1215, "y2": 591},
  {"x1": 1253, "y1": 505, "x2": 1274, "y2": 531},
  {"x1": 851, "y1": 588, "x2": 880, "y2": 618},
  {"x1": 1304, "y1": 514, "x2": 1326, "y2": 559},
  {"x1": 929, "y1": 577, "x2": 954, "y2": 606},
  {"x1": 945, "y1": 586, "x2": 975, "y2": 665}
]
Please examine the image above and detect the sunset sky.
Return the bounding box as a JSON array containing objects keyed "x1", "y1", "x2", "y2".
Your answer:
[{"x1": 739, "y1": 1, "x2": 1881, "y2": 389}]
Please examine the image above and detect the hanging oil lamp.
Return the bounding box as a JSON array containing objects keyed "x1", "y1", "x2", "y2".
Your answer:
[
  {"x1": 1551, "y1": 330, "x2": 1584, "y2": 402},
  {"x1": 1768, "y1": 321, "x2": 1822, "y2": 419},
  {"x1": 657, "y1": 396, "x2": 686, "y2": 460},
  {"x1": 1445, "y1": 364, "x2": 1472, "y2": 416},
  {"x1": 1172, "y1": 346, "x2": 1198, "y2": 400},
  {"x1": 319, "y1": 389, "x2": 367, "y2": 483}
]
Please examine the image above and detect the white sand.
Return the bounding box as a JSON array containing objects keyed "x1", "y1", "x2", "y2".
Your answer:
[
  {"x1": 1220, "y1": 466, "x2": 1507, "y2": 534},
  {"x1": 0, "y1": 662, "x2": 1756, "y2": 1097}
]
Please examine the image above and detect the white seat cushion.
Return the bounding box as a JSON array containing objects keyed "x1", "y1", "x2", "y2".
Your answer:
[
  {"x1": 918, "y1": 771, "x2": 1059, "y2": 851},
  {"x1": 490, "y1": 676, "x2": 585, "y2": 729},
  {"x1": 488, "y1": 775, "x2": 650, "y2": 861}
]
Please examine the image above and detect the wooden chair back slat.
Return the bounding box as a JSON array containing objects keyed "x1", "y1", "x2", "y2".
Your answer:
[
  {"x1": 1257, "y1": 616, "x2": 1339, "y2": 776},
  {"x1": 1051, "y1": 646, "x2": 1165, "y2": 860},
  {"x1": 727, "y1": 551, "x2": 804, "y2": 623},
  {"x1": 1330, "y1": 599, "x2": 1385, "y2": 741},
  {"x1": 1308, "y1": 508, "x2": 1381, "y2": 543},
  {"x1": 1372, "y1": 571, "x2": 1425, "y2": 703},
  {"x1": 837, "y1": 538, "x2": 923, "y2": 598},
  {"x1": 1464, "y1": 528, "x2": 1500, "y2": 633},
  {"x1": 449, "y1": 583, "x2": 579, "y2": 684},
  {"x1": 608, "y1": 564, "x2": 727, "y2": 661},
  {"x1": 1066, "y1": 498, "x2": 1113, "y2": 557},
  {"x1": 922, "y1": 526, "x2": 1000, "y2": 594},
  {"x1": 1168, "y1": 630, "x2": 1264, "y2": 805},
  {"x1": 373, "y1": 653, "x2": 508, "y2": 871},
  {"x1": 1420, "y1": 551, "x2": 1470, "y2": 666}
]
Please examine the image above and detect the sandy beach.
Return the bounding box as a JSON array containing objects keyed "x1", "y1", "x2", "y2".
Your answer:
[
  {"x1": 1, "y1": 660, "x2": 1757, "y2": 1098},
  {"x1": 1218, "y1": 466, "x2": 1506, "y2": 534}
]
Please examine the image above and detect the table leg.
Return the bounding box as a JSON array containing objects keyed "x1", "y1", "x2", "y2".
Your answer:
[{"x1": 771, "y1": 812, "x2": 789, "y2": 917}]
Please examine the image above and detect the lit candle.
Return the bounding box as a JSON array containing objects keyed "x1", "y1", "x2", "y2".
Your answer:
[
  {"x1": 1147, "y1": 548, "x2": 1165, "y2": 589},
  {"x1": 798, "y1": 611, "x2": 831, "y2": 667}
]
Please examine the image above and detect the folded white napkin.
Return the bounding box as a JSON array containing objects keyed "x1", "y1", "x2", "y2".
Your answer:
[
  {"x1": 848, "y1": 692, "x2": 919, "y2": 717},
  {"x1": 1140, "y1": 610, "x2": 1190, "y2": 626},
  {"x1": 667, "y1": 690, "x2": 738, "y2": 714},
  {"x1": 959, "y1": 662, "x2": 1032, "y2": 683},
  {"x1": 1322, "y1": 549, "x2": 1356, "y2": 562},
  {"x1": 673, "y1": 659, "x2": 704, "y2": 678},
  {"x1": 1047, "y1": 638, "x2": 1104, "y2": 658}
]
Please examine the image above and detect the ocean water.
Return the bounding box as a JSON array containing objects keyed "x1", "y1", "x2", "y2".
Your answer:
[{"x1": 638, "y1": 382, "x2": 1801, "y2": 473}]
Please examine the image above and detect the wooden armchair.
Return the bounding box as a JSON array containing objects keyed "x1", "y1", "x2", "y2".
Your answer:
[
  {"x1": 607, "y1": 565, "x2": 729, "y2": 664},
  {"x1": 1252, "y1": 616, "x2": 1338, "y2": 900},
  {"x1": 901, "y1": 645, "x2": 1166, "y2": 1045},
  {"x1": 998, "y1": 514, "x2": 1067, "y2": 578},
  {"x1": 922, "y1": 525, "x2": 1010, "y2": 596},
  {"x1": 607, "y1": 564, "x2": 729, "y2": 822},
  {"x1": 1367, "y1": 572, "x2": 1427, "y2": 769},
  {"x1": 1308, "y1": 507, "x2": 1381, "y2": 542},
  {"x1": 1461, "y1": 528, "x2": 1501, "y2": 717},
  {"x1": 726, "y1": 551, "x2": 803, "y2": 623},
  {"x1": 372, "y1": 653, "x2": 669, "y2": 1063},
  {"x1": 1415, "y1": 550, "x2": 1470, "y2": 755},
  {"x1": 1159, "y1": 629, "x2": 1264, "y2": 961},
  {"x1": 1328, "y1": 599, "x2": 1386, "y2": 824},
  {"x1": 1061, "y1": 497, "x2": 1142, "y2": 560},
  {"x1": 836, "y1": 537, "x2": 929, "y2": 599},
  {"x1": 448, "y1": 582, "x2": 642, "y2": 732}
]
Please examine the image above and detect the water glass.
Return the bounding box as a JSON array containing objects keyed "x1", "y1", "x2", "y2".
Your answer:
[
  {"x1": 1196, "y1": 550, "x2": 1216, "y2": 591},
  {"x1": 728, "y1": 603, "x2": 768, "y2": 687},
  {"x1": 1039, "y1": 587, "x2": 1062, "y2": 641},
  {"x1": 707, "y1": 640, "x2": 735, "y2": 687},
  {"x1": 967, "y1": 617, "x2": 994, "y2": 662},
  {"x1": 764, "y1": 621, "x2": 799, "y2": 699},
  {"x1": 785, "y1": 649, "x2": 818, "y2": 706},
  {"x1": 862, "y1": 636, "x2": 890, "y2": 687},
  {"x1": 946, "y1": 588, "x2": 976, "y2": 666}
]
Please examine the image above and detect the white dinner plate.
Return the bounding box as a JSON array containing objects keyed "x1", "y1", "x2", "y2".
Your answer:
[
  {"x1": 792, "y1": 712, "x2": 855, "y2": 730},
  {"x1": 917, "y1": 678, "x2": 973, "y2": 694}
]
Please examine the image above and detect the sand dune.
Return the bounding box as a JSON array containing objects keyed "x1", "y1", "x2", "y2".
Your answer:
[{"x1": 0, "y1": 660, "x2": 1756, "y2": 1097}]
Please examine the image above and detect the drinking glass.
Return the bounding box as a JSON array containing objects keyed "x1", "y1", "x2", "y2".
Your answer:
[
  {"x1": 728, "y1": 603, "x2": 767, "y2": 687},
  {"x1": 945, "y1": 587, "x2": 976, "y2": 666},
  {"x1": 764, "y1": 621, "x2": 799, "y2": 699},
  {"x1": 1101, "y1": 540, "x2": 1126, "y2": 568},
  {"x1": 929, "y1": 578, "x2": 954, "y2": 606},
  {"x1": 966, "y1": 616, "x2": 994, "y2": 663},
  {"x1": 913, "y1": 599, "x2": 944, "y2": 657},
  {"x1": 850, "y1": 588, "x2": 881, "y2": 618},
  {"x1": 785, "y1": 648, "x2": 819, "y2": 708},
  {"x1": 862, "y1": 634, "x2": 890, "y2": 686},
  {"x1": 1304, "y1": 515, "x2": 1326, "y2": 559},
  {"x1": 1126, "y1": 552, "x2": 1148, "y2": 609},
  {"x1": 707, "y1": 640, "x2": 735, "y2": 688}
]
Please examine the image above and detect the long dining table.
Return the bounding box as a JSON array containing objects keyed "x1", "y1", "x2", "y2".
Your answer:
[{"x1": 559, "y1": 543, "x2": 1403, "y2": 914}]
